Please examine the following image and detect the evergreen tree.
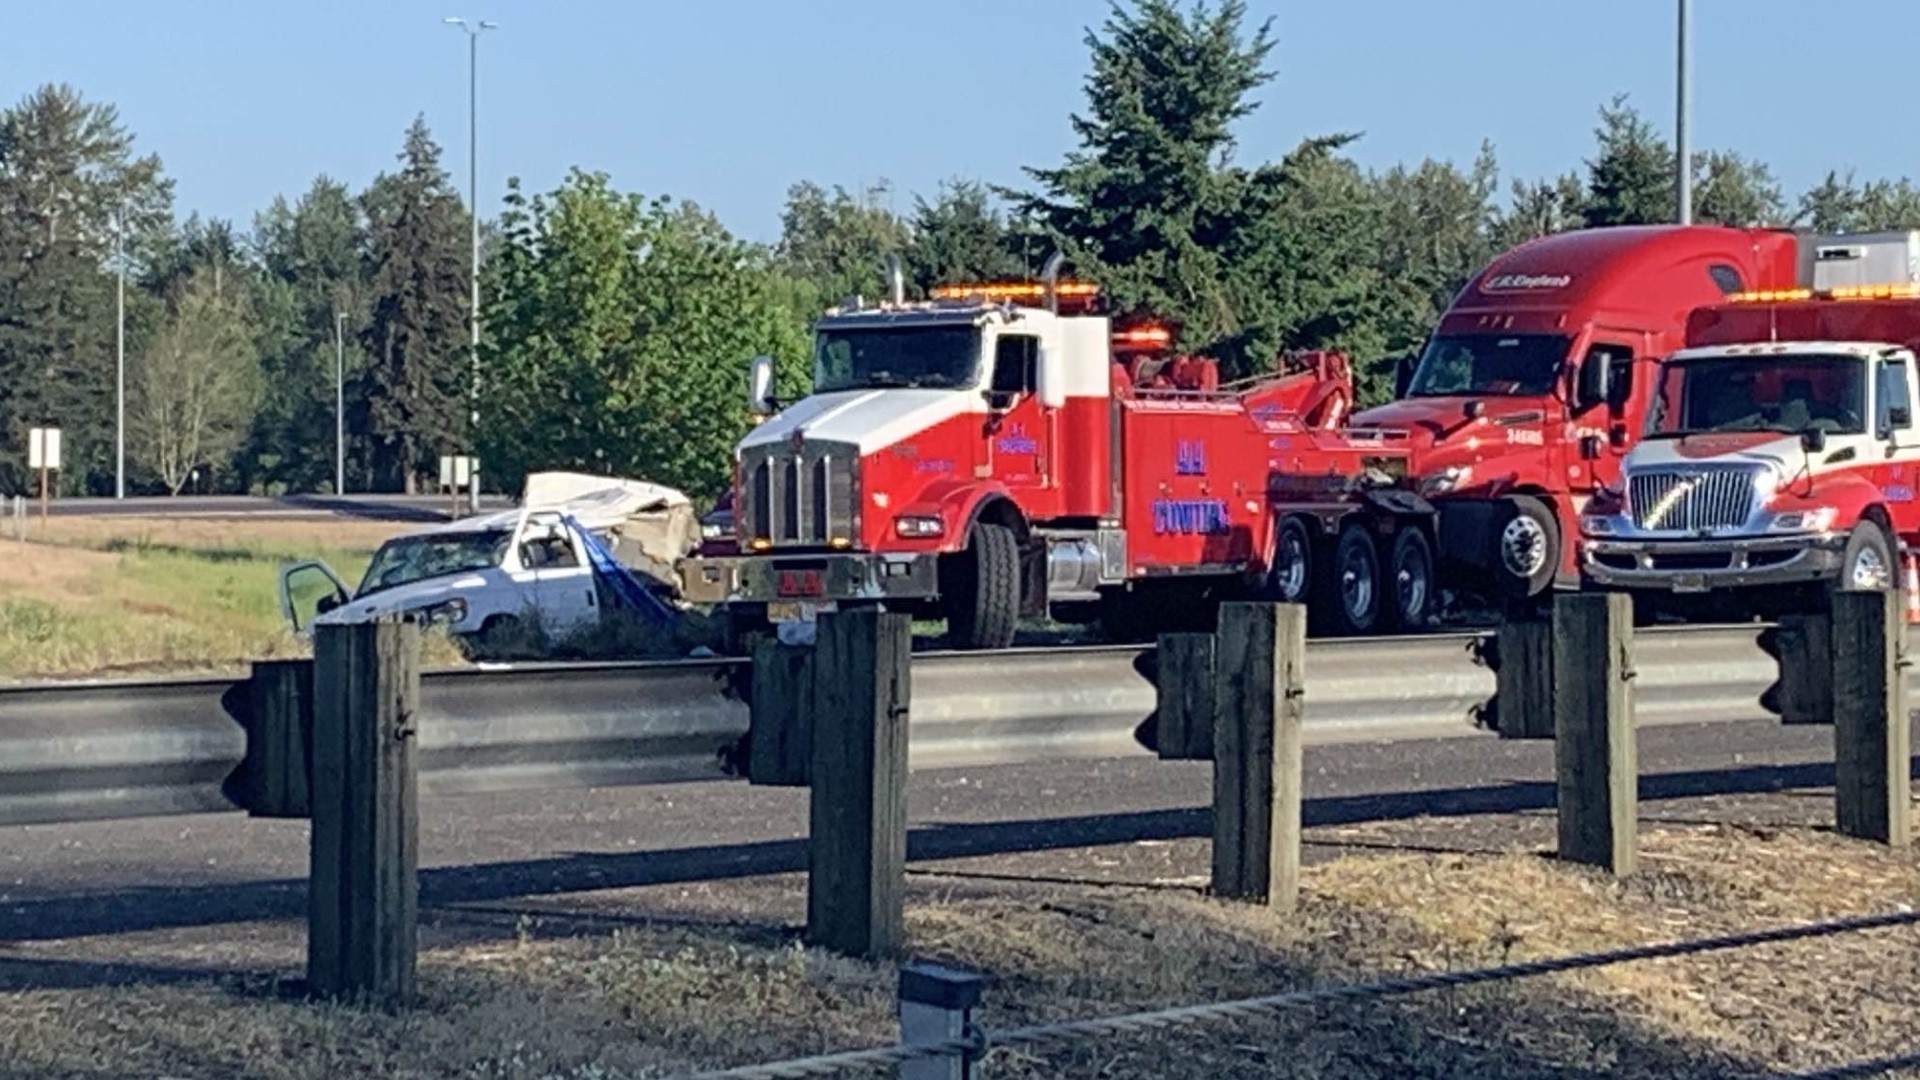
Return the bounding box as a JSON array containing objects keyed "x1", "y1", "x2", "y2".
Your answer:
[
  {"x1": 248, "y1": 176, "x2": 370, "y2": 493},
  {"x1": 0, "y1": 84, "x2": 171, "y2": 494},
  {"x1": 907, "y1": 179, "x2": 1025, "y2": 292},
  {"x1": 359, "y1": 118, "x2": 470, "y2": 493},
  {"x1": 1580, "y1": 95, "x2": 1675, "y2": 228},
  {"x1": 1368, "y1": 144, "x2": 1501, "y2": 370},
  {"x1": 1691, "y1": 150, "x2": 1784, "y2": 228},
  {"x1": 1488, "y1": 173, "x2": 1586, "y2": 251}
]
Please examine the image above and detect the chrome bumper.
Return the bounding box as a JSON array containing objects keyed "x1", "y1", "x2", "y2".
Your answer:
[
  {"x1": 1583, "y1": 532, "x2": 1846, "y2": 592},
  {"x1": 677, "y1": 550, "x2": 940, "y2": 606}
]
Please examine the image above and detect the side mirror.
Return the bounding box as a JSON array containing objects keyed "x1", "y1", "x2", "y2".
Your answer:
[
  {"x1": 983, "y1": 389, "x2": 1017, "y2": 413},
  {"x1": 1609, "y1": 422, "x2": 1630, "y2": 448},
  {"x1": 316, "y1": 593, "x2": 343, "y2": 615},
  {"x1": 1578, "y1": 352, "x2": 1614, "y2": 411},
  {"x1": 1393, "y1": 355, "x2": 1416, "y2": 399},
  {"x1": 747, "y1": 355, "x2": 775, "y2": 417},
  {"x1": 1801, "y1": 427, "x2": 1828, "y2": 454}
]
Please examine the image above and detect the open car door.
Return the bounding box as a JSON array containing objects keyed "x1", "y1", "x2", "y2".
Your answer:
[{"x1": 279, "y1": 560, "x2": 350, "y2": 636}]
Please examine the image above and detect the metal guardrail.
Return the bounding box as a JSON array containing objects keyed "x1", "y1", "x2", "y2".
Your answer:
[{"x1": 0, "y1": 624, "x2": 1794, "y2": 829}]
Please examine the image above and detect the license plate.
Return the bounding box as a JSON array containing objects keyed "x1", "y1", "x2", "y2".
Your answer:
[
  {"x1": 1670, "y1": 573, "x2": 1708, "y2": 594},
  {"x1": 768, "y1": 600, "x2": 836, "y2": 624}
]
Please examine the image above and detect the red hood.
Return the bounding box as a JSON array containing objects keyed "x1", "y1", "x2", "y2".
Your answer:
[{"x1": 1352, "y1": 396, "x2": 1561, "y2": 486}]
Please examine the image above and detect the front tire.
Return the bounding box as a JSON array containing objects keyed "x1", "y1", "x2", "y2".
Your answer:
[
  {"x1": 945, "y1": 522, "x2": 1020, "y2": 649},
  {"x1": 1498, "y1": 495, "x2": 1560, "y2": 597},
  {"x1": 1830, "y1": 522, "x2": 1895, "y2": 598}
]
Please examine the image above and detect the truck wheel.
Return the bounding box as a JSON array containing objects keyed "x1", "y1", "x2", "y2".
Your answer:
[
  {"x1": 1831, "y1": 523, "x2": 1895, "y2": 595},
  {"x1": 1266, "y1": 516, "x2": 1313, "y2": 604},
  {"x1": 1498, "y1": 495, "x2": 1559, "y2": 597},
  {"x1": 946, "y1": 522, "x2": 1020, "y2": 649},
  {"x1": 1319, "y1": 523, "x2": 1382, "y2": 636},
  {"x1": 1385, "y1": 525, "x2": 1435, "y2": 631}
]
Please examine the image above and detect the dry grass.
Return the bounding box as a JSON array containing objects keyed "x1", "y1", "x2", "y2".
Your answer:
[
  {"x1": 0, "y1": 516, "x2": 411, "y2": 681},
  {"x1": 3, "y1": 822, "x2": 1919, "y2": 1078}
]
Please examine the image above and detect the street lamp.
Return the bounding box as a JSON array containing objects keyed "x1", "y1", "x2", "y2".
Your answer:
[
  {"x1": 335, "y1": 312, "x2": 348, "y2": 496},
  {"x1": 1675, "y1": 0, "x2": 1692, "y2": 225},
  {"x1": 445, "y1": 15, "x2": 495, "y2": 515},
  {"x1": 115, "y1": 205, "x2": 126, "y2": 499}
]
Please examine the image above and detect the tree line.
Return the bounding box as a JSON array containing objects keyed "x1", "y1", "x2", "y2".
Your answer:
[{"x1": 7, "y1": 0, "x2": 1920, "y2": 502}]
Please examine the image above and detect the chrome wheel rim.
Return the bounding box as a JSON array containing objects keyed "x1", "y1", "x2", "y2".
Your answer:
[
  {"x1": 1851, "y1": 544, "x2": 1891, "y2": 590},
  {"x1": 1341, "y1": 544, "x2": 1375, "y2": 622},
  {"x1": 1501, "y1": 516, "x2": 1549, "y2": 580},
  {"x1": 1274, "y1": 529, "x2": 1308, "y2": 600}
]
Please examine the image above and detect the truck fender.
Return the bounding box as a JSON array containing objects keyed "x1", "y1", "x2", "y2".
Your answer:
[{"x1": 893, "y1": 481, "x2": 1026, "y2": 554}]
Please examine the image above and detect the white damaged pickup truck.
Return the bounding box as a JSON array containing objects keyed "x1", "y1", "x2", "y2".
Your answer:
[{"x1": 278, "y1": 472, "x2": 698, "y2": 652}]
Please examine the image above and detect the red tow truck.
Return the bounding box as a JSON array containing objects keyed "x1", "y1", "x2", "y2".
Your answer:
[
  {"x1": 1580, "y1": 231, "x2": 1920, "y2": 620},
  {"x1": 1353, "y1": 225, "x2": 1801, "y2": 607},
  {"x1": 679, "y1": 262, "x2": 1433, "y2": 648}
]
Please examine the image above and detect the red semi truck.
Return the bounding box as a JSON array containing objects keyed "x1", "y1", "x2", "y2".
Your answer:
[
  {"x1": 1352, "y1": 225, "x2": 1801, "y2": 606},
  {"x1": 1580, "y1": 231, "x2": 1920, "y2": 618},
  {"x1": 678, "y1": 262, "x2": 1433, "y2": 648}
]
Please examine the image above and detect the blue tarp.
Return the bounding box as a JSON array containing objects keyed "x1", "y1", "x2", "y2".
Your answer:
[{"x1": 563, "y1": 514, "x2": 677, "y2": 629}]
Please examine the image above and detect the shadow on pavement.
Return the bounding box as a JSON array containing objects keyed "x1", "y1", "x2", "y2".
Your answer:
[{"x1": 0, "y1": 756, "x2": 1892, "y2": 947}]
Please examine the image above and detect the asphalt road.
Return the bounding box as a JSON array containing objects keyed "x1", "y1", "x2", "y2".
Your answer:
[
  {"x1": 0, "y1": 716, "x2": 1863, "y2": 977},
  {"x1": 22, "y1": 493, "x2": 512, "y2": 522}
]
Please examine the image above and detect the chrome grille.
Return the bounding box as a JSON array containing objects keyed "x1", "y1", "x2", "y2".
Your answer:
[
  {"x1": 1628, "y1": 467, "x2": 1760, "y2": 531},
  {"x1": 739, "y1": 439, "x2": 859, "y2": 548}
]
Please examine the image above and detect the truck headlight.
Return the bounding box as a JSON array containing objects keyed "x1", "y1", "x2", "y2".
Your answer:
[
  {"x1": 1420, "y1": 465, "x2": 1472, "y2": 496},
  {"x1": 1767, "y1": 507, "x2": 1838, "y2": 533},
  {"x1": 418, "y1": 598, "x2": 469, "y2": 625},
  {"x1": 894, "y1": 515, "x2": 944, "y2": 538},
  {"x1": 701, "y1": 521, "x2": 726, "y2": 540},
  {"x1": 1580, "y1": 514, "x2": 1618, "y2": 536}
]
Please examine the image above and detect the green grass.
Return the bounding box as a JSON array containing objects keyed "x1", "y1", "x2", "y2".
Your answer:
[{"x1": 0, "y1": 524, "x2": 394, "y2": 681}]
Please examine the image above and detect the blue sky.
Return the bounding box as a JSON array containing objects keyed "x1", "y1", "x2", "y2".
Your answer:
[{"x1": 5, "y1": 1, "x2": 1916, "y2": 243}]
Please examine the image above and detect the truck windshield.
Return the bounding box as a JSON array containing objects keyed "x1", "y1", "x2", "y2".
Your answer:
[
  {"x1": 1407, "y1": 333, "x2": 1570, "y2": 397},
  {"x1": 814, "y1": 325, "x2": 981, "y2": 392},
  {"x1": 1646, "y1": 355, "x2": 1866, "y2": 438},
  {"x1": 357, "y1": 529, "x2": 511, "y2": 597}
]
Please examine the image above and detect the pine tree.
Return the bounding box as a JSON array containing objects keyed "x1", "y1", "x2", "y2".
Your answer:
[
  {"x1": 907, "y1": 179, "x2": 1025, "y2": 292},
  {"x1": 774, "y1": 180, "x2": 912, "y2": 310},
  {"x1": 1691, "y1": 151, "x2": 1784, "y2": 227},
  {"x1": 1581, "y1": 96, "x2": 1675, "y2": 228},
  {"x1": 0, "y1": 84, "x2": 171, "y2": 494},
  {"x1": 359, "y1": 118, "x2": 470, "y2": 493}
]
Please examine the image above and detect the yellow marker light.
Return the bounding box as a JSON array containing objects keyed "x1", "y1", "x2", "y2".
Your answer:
[
  {"x1": 931, "y1": 280, "x2": 1102, "y2": 303},
  {"x1": 1115, "y1": 325, "x2": 1173, "y2": 346},
  {"x1": 749, "y1": 538, "x2": 772, "y2": 552},
  {"x1": 829, "y1": 537, "x2": 853, "y2": 550}
]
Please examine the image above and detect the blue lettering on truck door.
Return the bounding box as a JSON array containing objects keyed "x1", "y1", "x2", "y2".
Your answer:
[{"x1": 1152, "y1": 499, "x2": 1231, "y2": 535}]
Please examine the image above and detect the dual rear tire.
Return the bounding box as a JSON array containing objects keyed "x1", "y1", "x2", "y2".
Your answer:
[{"x1": 1269, "y1": 515, "x2": 1434, "y2": 636}]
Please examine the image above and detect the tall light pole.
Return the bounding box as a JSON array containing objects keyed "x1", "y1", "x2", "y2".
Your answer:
[
  {"x1": 445, "y1": 16, "x2": 495, "y2": 515},
  {"x1": 335, "y1": 312, "x2": 348, "y2": 496},
  {"x1": 1675, "y1": 0, "x2": 1692, "y2": 225},
  {"x1": 114, "y1": 206, "x2": 126, "y2": 499}
]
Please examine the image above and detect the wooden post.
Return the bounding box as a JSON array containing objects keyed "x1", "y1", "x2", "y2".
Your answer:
[
  {"x1": 748, "y1": 637, "x2": 814, "y2": 786},
  {"x1": 1154, "y1": 632, "x2": 1216, "y2": 761},
  {"x1": 1832, "y1": 589, "x2": 1911, "y2": 847},
  {"x1": 1773, "y1": 612, "x2": 1835, "y2": 725},
  {"x1": 806, "y1": 608, "x2": 911, "y2": 959},
  {"x1": 1211, "y1": 602, "x2": 1306, "y2": 909},
  {"x1": 245, "y1": 659, "x2": 314, "y2": 818},
  {"x1": 1495, "y1": 597, "x2": 1554, "y2": 739},
  {"x1": 1553, "y1": 592, "x2": 1637, "y2": 875},
  {"x1": 309, "y1": 617, "x2": 421, "y2": 1004}
]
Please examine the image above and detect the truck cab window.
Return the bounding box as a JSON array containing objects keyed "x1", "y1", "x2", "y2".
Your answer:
[
  {"x1": 1707, "y1": 264, "x2": 1744, "y2": 295},
  {"x1": 992, "y1": 335, "x2": 1039, "y2": 396},
  {"x1": 520, "y1": 533, "x2": 578, "y2": 570},
  {"x1": 1877, "y1": 359, "x2": 1912, "y2": 434}
]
